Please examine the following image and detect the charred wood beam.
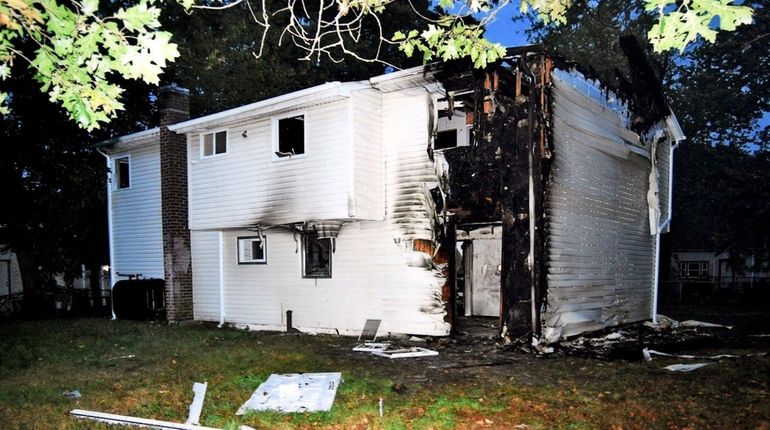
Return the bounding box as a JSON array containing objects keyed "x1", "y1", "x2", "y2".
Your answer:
[{"x1": 498, "y1": 65, "x2": 533, "y2": 340}]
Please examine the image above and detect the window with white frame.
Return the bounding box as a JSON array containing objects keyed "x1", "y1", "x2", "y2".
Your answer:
[
  {"x1": 237, "y1": 236, "x2": 267, "y2": 264},
  {"x1": 202, "y1": 130, "x2": 227, "y2": 157},
  {"x1": 114, "y1": 156, "x2": 130, "y2": 189},
  {"x1": 679, "y1": 261, "x2": 709, "y2": 279},
  {"x1": 274, "y1": 114, "x2": 305, "y2": 158},
  {"x1": 303, "y1": 234, "x2": 331, "y2": 278}
]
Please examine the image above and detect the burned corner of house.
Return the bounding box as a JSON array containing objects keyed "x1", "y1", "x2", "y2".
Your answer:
[
  {"x1": 421, "y1": 48, "x2": 554, "y2": 344},
  {"x1": 420, "y1": 39, "x2": 683, "y2": 349}
]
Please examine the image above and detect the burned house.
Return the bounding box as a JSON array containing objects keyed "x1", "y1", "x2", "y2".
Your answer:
[{"x1": 99, "y1": 42, "x2": 683, "y2": 344}]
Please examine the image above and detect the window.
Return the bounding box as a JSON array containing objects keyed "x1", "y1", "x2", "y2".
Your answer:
[
  {"x1": 434, "y1": 130, "x2": 458, "y2": 150},
  {"x1": 678, "y1": 261, "x2": 709, "y2": 279},
  {"x1": 202, "y1": 130, "x2": 227, "y2": 157},
  {"x1": 114, "y1": 157, "x2": 130, "y2": 189},
  {"x1": 237, "y1": 236, "x2": 267, "y2": 264},
  {"x1": 275, "y1": 115, "x2": 305, "y2": 158},
  {"x1": 303, "y1": 234, "x2": 331, "y2": 278}
]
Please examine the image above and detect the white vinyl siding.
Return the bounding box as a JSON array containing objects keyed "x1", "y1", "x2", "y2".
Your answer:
[
  {"x1": 110, "y1": 145, "x2": 164, "y2": 279},
  {"x1": 188, "y1": 100, "x2": 355, "y2": 230},
  {"x1": 382, "y1": 88, "x2": 436, "y2": 240},
  {"x1": 216, "y1": 223, "x2": 449, "y2": 336},
  {"x1": 191, "y1": 230, "x2": 220, "y2": 321},
  {"x1": 542, "y1": 74, "x2": 655, "y2": 342},
  {"x1": 351, "y1": 89, "x2": 385, "y2": 220}
]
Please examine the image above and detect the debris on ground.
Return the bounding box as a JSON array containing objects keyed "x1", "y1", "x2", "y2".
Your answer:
[
  {"x1": 371, "y1": 346, "x2": 439, "y2": 359},
  {"x1": 679, "y1": 320, "x2": 733, "y2": 330},
  {"x1": 642, "y1": 348, "x2": 767, "y2": 362},
  {"x1": 353, "y1": 341, "x2": 439, "y2": 358},
  {"x1": 62, "y1": 390, "x2": 81, "y2": 399},
  {"x1": 358, "y1": 319, "x2": 381, "y2": 342},
  {"x1": 554, "y1": 314, "x2": 739, "y2": 360},
  {"x1": 185, "y1": 382, "x2": 207, "y2": 426},
  {"x1": 107, "y1": 354, "x2": 136, "y2": 361},
  {"x1": 353, "y1": 342, "x2": 390, "y2": 353},
  {"x1": 71, "y1": 409, "x2": 221, "y2": 430},
  {"x1": 71, "y1": 381, "x2": 212, "y2": 429},
  {"x1": 236, "y1": 372, "x2": 342, "y2": 414},
  {"x1": 664, "y1": 363, "x2": 712, "y2": 372}
]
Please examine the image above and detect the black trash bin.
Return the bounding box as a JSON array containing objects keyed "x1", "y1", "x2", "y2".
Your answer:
[{"x1": 112, "y1": 279, "x2": 166, "y2": 320}]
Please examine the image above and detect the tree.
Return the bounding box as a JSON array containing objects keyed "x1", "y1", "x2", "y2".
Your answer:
[
  {"x1": 160, "y1": 0, "x2": 430, "y2": 116},
  {"x1": 0, "y1": 0, "x2": 757, "y2": 130}
]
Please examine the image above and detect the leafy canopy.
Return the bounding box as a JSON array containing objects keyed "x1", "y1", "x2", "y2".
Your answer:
[
  {"x1": 0, "y1": 0, "x2": 181, "y2": 129},
  {"x1": 0, "y1": 0, "x2": 755, "y2": 130}
]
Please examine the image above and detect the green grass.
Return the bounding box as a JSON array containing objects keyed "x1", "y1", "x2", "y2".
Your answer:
[{"x1": 0, "y1": 318, "x2": 768, "y2": 429}]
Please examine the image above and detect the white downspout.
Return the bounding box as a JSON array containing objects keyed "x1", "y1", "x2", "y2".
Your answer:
[
  {"x1": 96, "y1": 148, "x2": 117, "y2": 320},
  {"x1": 651, "y1": 140, "x2": 679, "y2": 323},
  {"x1": 217, "y1": 231, "x2": 225, "y2": 327}
]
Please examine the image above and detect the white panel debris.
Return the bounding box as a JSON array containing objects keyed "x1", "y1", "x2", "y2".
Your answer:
[
  {"x1": 236, "y1": 373, "x2": 342, "y2": 414},
  {"x1": 663, "y1": 363, "x2": 712, "y2": 372},
  {"x1": 71, "y1": 409, "x2": 221, "y2": 430},
  {"x1": 185, "y1": 382, "x2": 207, "y2": 426},
  {"x1": 371, "y1": 347, "x2": 439, "y2": 359}
]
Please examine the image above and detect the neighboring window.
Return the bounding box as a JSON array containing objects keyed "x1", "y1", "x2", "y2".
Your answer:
[
  {"x1": 237, "y1": 236, "x2": 267, "y2": 264},
  {"x1": 202, "y1": 130, "x2": 227, "y2": 157},
  {"x1": 303, "y1": 234, "x2": 331, "y2": 278},
  {"x1": 679, "y1": 261, "x2": 709, "y2": 279},
  {"x1": 434, "y1": 129, "x2": 457, "y2": 150},
  {"x1": 275, "y1": 115, "x2": 305, "y2": 157},
  {"x1": 114, "y1": 157, "x2": 130, "y2": 189}
]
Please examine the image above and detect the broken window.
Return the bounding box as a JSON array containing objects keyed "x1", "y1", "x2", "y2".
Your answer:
[
  {"x1": 202, "y1": 130, "x2": 227, "y2": 157},
  {"x1": 434, "y1": 130, "x2": 458, "y2": 150},
  {"x1": 303, "y1": 234, "x2": 331, "y2": 278},
  {"x1": 237, "y1": 236, "x2": 267, "y2": 264},
  {"x1": 275, "y1": 115, "x2": 305, "y2": 158},
  {"x1": 114, "y1": 157, "x2": 130, "y2": 189},
  {"x1": 679, "y1": 261, "x2": 709, "y2": 279},
  {"x1": 435, "y1": 109, "x2": 471, "y2": 150}
]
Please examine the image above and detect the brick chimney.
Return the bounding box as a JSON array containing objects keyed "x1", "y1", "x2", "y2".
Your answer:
[{"x1": 158, "y1": 83, "x2": 192, "y2": 321}]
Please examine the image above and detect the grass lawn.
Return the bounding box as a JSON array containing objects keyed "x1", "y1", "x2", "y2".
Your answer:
[{"x1": 0, "y1": 318, "x2": 768, "y2": 429}]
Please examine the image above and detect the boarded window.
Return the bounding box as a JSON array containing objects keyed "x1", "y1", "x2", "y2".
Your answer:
[
  {"x1": 202, "y1": 130, "x2": 227, "y2": 157},
  {"x1": 277, "y1": 115, "x2": 305, "y2": 156},
  {"x1": 114, "y1": 157, "x2": 130, "y2": 189},
  {"x1": 434, "y1": 129, "x2": 457, "y2": 150},
  {"x1": 237, "y1": 236, "x2": 267, "y2": 264},
  {"x1": 303, "y1": 234, "x2": 331, "y2": 278}
]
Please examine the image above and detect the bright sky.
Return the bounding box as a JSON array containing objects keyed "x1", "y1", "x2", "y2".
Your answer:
[{"x1": 482, "y1": 4, "x2": 532, "y2": 47}]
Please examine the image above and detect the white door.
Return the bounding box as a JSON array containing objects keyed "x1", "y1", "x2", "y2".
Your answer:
[{"x1": 467, "y1": 239, "x2": 501, "y2": 317}]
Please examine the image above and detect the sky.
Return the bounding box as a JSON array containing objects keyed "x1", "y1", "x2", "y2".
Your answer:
[{"x1": 481, "y1": 4, "x2": 532, "y2": 47}]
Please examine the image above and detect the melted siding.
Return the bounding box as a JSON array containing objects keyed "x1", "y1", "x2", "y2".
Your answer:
[
  {"x1": 110, "y1": 145, "x2": 164, "y2": 279},
  {"x1": 383, "y1": 88, "x2": 436, "y2": 240},
  {"x1": 543, "y1": 74, "x2": 655, "y2": 342}
]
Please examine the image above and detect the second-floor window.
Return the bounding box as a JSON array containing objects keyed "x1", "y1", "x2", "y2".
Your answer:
[
  {"x1": 114, "y1": 156, "x2": 130, "y2": 189},
  {"x1": 202, "y1": 130, "x2": 227, "y2": 157},
  {"x1": 275, "y1": 114, "x2": 305, "y2": 158}
]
